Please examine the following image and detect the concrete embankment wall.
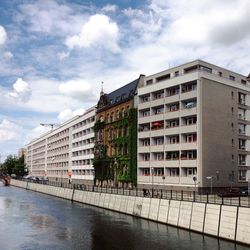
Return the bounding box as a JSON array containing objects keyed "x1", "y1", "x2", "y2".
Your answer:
[{"x1": 11, "y1": 179, "x2": 250, "y2": 245}]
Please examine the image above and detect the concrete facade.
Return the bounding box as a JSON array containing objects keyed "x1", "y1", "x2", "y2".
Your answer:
[
  {"x1": 137, "y1": 60, "x2": 250, "y2": 190},
  {"x1": 25, "y1": 107, "x2": 96, "y2": 185}
]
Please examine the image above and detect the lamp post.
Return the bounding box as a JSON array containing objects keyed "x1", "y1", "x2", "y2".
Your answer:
[
  {"x1": 151, "y1": 167, "x2": 154, "y2": 197},
  {"x1": 206, "y1": 176, "x2": 213, "y2": 194}
]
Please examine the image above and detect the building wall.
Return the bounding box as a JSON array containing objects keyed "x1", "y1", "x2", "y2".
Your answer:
[
  {"x1": 201, "y1": 78, "x2": 238, "y2": 187},
  {"x1": 137, "y1": 60, "x2": 250, "y2": 190},
  {"x1": 26, "y1": 107, "x2": 96, "y2": 185}
]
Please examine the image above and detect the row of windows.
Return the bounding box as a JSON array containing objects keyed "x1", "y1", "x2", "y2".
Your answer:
[
  {"x1": 99, "y1": 106, "x2": 130, "y2": 123},
  {"x1": 72, "y1": 169, "x2": 94, "y2": 175},
  {"x1": 73, "y1": 116, "x2": 95, "y2": 130},
  {"x1": 47, "y1": 137, "x2": 69, "y2": 149},
  {"x1": 48, "y1": 129, "x2": 69, "y2": 142},
  {"x1": 139, "y1": 133, "x2": 197, "y2": 146},
  {"x1": 72, "y1": 149, "x2": 94, "y2": 157},
  {"x1": 139, "y1": 167, "x2": 197, "y2": 177},
  {"x1": 47, "y1": 145, "x2": 69, "y2": 155},
  {"x1": 139, "y1": 150, "x2": 197, "y2": 161},
  {"x1": 139, "y1": 116, "x2": 197, "y2": 132},
  {"x1": 72, "y1": 128, "x2": 94, "y2": 139},
  {"x1": 145, "y1": 64, "x2": 247, "y2": 87},
  {"x1": 140, "y1": 81, "x2": 197, "y2": 102},
  {"x1": 139, "y1": 99, "x2": 197, "y2": 117},
  {"x1": 72, "y1": 160, "x2": 92, "y2": 166},
  {"x1": 72, "y1": 138, "x2": 94, "y2": 148}
]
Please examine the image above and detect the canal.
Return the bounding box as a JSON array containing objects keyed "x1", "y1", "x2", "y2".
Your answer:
[{"x1": 0, "y1": 185, "x2": 249, "y2": 250}]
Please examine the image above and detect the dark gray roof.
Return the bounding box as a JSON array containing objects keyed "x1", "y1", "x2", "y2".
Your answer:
[{"x1": 107, "y1": 78, "x2": 138, "y2": 105}]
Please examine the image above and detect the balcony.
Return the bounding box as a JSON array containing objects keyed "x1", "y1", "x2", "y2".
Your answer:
[
  {"x1": 165, "y1": 143, "x2": 180, "y2": 151},
  {"x1": 138, "y1": 116, "x2": 151, "y2": 124},
  {"x1": 165, "y1": 160, "x2": 180, "y2": 167},
  {"x1": 180, "y1": 90, "x2": 197, "y2": 100},
  {"x1": 180, "y1": 142, "x2": 197, "y2": 150},
  {"x1": 180, "y1": 107, "x2": 197, "y2": 117},
  {"x1": 150, "y1": 145, "x2": 164, "y2": 152},
  {"x1": 180, "y1": 159, "x2": 197, "y2": 167},
  {"x1": 138, "y1": 146, "x2": 151, "y2": 153},
  {"x1": 180, "y1": 176, "x2": 194, "y2": 184},
  {"x1": 138, "y1": 161, "x2": 150, "y2": 168},
  {"x1": 151, "y1": 161, "x2": 164, "y2": 168},
  {"x1": 164, "y1": 110, "x2": 180, "y2": 120}
]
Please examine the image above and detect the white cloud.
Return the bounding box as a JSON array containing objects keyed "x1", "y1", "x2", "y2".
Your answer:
[
  {"x1": 65, "y1": 14, "x2": 120, "y2": 52},
  {"x1": 59, "y1": 79, "x2": 97, "y2": 101},
  {"x1": 0, "y1": 25, "x2": 7, "y2": 45},
  {"x1": 18, "y1": 0, "x2": 86, "y2": 36},
  {"x1": 102, "y1": 4, "x2": 117, "y2": 13},
  {"x1": 0, "y1": 119, "x2": 20, "y2": 141},
  {"x1": 3, "y1": 51, "x2": 13, "y2": 60},
  {"x1": 6, "y1": 78, "x2": 32, "y2": 103},
  {"x1": 58, "y1": 108, "x2": 85, "y2": 122},
  {"x1": 58, "y1": 51, "x2": 70, "y2": 60}
]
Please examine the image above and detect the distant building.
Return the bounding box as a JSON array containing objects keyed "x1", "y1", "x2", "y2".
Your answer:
[
  {"x1": 18, "y1": 148, "x2": 26, "y2": 158},
  {"x1": 137, "y1": 60, "x2": 250, "y2": 190},
  {"x1": 25, "y1": 107, "x2": 95, "y2": 184},
  {"x1": 94, "y1": 77, "x2": 143, "y2": 187}
]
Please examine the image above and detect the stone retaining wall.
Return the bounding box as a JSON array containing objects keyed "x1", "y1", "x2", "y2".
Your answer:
[{"x1": 11, "y1": 179, "x2": 249, "y2": 245}]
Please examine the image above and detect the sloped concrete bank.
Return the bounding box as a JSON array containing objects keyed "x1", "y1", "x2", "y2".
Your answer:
[{"x1": 11, "y1": 179, "x2": 250, "y2": 245}]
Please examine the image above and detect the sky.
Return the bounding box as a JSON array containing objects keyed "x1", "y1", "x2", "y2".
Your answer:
[{"x1": 0, "y1": 0, "x2": 250, "y2": 161}]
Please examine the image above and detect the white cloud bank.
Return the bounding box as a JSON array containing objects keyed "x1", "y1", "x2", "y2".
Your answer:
[
  {"x1": 58, "y1": 108, "x2": 85, "y2": 122},
  {"x1": 0, "y1": 119, "x2": 21, "y2": 141},
  {"x1": 0, "y1": 25, "x2": 7, "y2": 45},
  {"x1": 59, "y1": 79, "x2": 98, "y2": 101},
  {"x1": 65, "y1": 14, "x2": 120, "y2": 52},
  {"x1": 6, "y1": 78, "x2": 32, "y2": 103}
]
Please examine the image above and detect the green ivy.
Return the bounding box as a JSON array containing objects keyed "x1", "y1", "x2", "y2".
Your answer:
[{"x1": 93, "y1": 108, "x2": 137, "y2": 186}]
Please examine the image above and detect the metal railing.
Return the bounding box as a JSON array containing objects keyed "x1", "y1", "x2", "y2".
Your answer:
[{"x1": 21, "y1": 179, "x2": 250, "y2": 207}]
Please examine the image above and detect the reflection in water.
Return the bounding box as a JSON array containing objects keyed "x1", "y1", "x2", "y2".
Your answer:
[{"x1": 0, "y1": 186, "x2": 248, "y2": 250}]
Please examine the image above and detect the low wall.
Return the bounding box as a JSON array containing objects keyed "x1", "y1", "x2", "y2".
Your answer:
[{"x1": 11, "y1": 179, "x2": 249, "y2": 245}]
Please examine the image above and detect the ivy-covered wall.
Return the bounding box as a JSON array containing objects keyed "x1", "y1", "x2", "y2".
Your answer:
[{"x1": 93, "y1": 108, "x2": 137, "y2": 186}]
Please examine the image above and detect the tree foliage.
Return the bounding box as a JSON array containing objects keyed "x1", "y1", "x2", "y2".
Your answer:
[{"x1": 0, "y1": 154, "x2": 27, "y2": 177}]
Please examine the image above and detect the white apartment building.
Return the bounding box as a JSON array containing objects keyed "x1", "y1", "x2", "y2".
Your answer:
[
  {"x1": 137, "y1": 60, "x2": 250, "y2": 190},
  {"x1": 26, "y1": 107, "x2": 95, "y2": 185}
]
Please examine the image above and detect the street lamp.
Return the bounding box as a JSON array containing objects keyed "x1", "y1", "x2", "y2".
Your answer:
[
  {"x1": 151, "y1": 167, "x2": 154, "y2": 197},
  {"x1": 206, "y1": 171, "x2": 220, "y2": 194},
  {"x1": 206, "y1": 176, "x2": 213, "y2": 194}
]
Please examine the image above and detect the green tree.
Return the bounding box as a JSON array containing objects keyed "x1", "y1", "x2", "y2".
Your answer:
[{"x1": 0, "y1": 154, "x2": 26, "y2": 177}]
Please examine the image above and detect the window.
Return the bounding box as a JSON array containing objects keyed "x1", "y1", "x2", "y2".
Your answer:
[
  {"x1": 168, "y1": 103, "x2": 179, "y2": 112},
  {"x1": 142, "y1": 168, "x2": 150, "y2": 176},
  {"x1": 169, "y1": 136, "x2": 179, "y2": 144},
  {"x1": 154, "y1": 106, "x2": 164, "y2": 114},
  {"x1": 175, "y1": 71, "x2": 179, "y2": 77},
  {"x1": 239, "y1": 124, "x2": 246, "y2": 135},
  {"x1": 218, "y1": 71, "x2": 222, "y2": 77},
  {"x1": 229, "y1": 75, "x2": 235, "y2": 81},
  {"x1": 186, "y1": 133, "x2": 197, "y2": 143},
  {"x1": 170, "y1": 168, "x2": 179, "y2": 177},
  {"x1": 156, "y1": 74, "x2": 170, "y2": 82},
  {"x1": 142, "y1": 95, "x2": 150, "y2": 102},
  {"x1": 146, "y1": 79, "x2": 153, "y2": 85},
  {"x1": 143, "y1": 154, "x2": 150, "y2": 161},
  {"x1": 142, "y1": 109, "x2": 150, "y2": 117},
  {"x1": 239, "y1": 139, "x2": 246, "y2": 150},
  {"x1": 239, "y1": 155, "x2": 246, "y2": 165},
  {"x1": 239, "y1": 170, "x2": 246, "y2": 181},
  {"x1": 156, "y1": 153, "x2": 164, "y2": 161},
  {"x1": 155, "y1": 168, "x2": 164, "y2": 176},
  {"x1": 238, "y1": 93, "x2": 246, "y2": 105},
  {"x1": 153, "y1": 91, "x2": 164, "y2": 99},
  {"x1": 241, "y1": 79, "x2": 247, "y2": 85},
  {"x1": 142, "y1": 139, "x2": 150, "y2": 146},
  {"x1": 154, "y1": 137, "x2": 164, "y2": 145}
]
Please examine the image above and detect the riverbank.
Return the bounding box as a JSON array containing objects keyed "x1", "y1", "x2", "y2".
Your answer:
[{"x1": 11, "y1": 179, "x2": 250, "y2": 246}]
